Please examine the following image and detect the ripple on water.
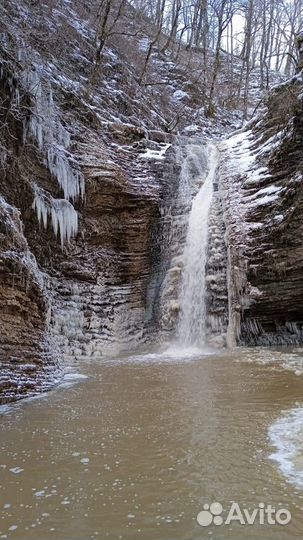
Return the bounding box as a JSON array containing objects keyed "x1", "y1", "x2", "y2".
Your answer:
[
  {"x1": 2, "y1": 347, "x2": 303, "y2": 539},
  {"x1": 58, "y1": 372, "x2": 88, "y2": 389},
  {"x1": 237, "y1": 347, "x2": 303, "y2": 376},
  {"x1": 0, "y1": 371, "x2": 88, "y2": 423}
]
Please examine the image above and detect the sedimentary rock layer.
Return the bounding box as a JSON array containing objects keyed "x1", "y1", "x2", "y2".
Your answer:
[{"x1": 221, "y1": 73, "x2": 303, "y2": 345}]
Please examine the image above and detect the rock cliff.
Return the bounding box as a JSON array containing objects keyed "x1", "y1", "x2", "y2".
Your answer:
[{"x1": 221, "y1": 72, "x2": 303, "y2": 345}]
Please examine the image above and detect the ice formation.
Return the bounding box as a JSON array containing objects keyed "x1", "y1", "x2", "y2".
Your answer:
[
  {"x1": 32, "y1": 186, "x2": 78, "y2": 248},
  {"x1": 24, "y1": 68, "x2": 84, "y2": 201}
]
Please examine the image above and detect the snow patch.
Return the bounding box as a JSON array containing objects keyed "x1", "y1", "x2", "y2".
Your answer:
[
  {"x1": 139, "y1": 144, "x2": 171, "y2": 161},
  {"x1": 172, "y1": 90, "x2": 189, "y2": 101}
]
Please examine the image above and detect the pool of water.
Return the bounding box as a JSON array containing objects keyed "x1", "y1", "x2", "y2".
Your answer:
[{"x1": 1, "y1": 346, "x2": 303, "y2": 539}]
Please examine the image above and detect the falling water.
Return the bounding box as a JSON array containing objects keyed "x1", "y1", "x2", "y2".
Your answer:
[{"x1": 178, "y1": 143, "x2": 219, "y2": 346}]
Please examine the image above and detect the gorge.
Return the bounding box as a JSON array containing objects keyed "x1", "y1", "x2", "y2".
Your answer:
[
  {"x1": 1, "y1": 0, "x2": 303, "y2": 538},
  {"x1": 1, "y1": 0, "x2": 303, "y2": 404}
]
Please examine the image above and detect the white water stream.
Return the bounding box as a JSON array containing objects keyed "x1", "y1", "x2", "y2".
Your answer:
[{"x1": 178, "y1": 143, "x2": 219, "y2": 346}]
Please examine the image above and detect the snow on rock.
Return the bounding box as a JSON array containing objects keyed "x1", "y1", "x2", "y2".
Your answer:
[
  {"x1": 224, "y1": 129, "x2": 255, "y2": 174},
  {"x1": 138, "y1": 37, "x2": 150, "y2": 52},
  {"x1": 172, "y1": 90, "x2": 189, "y2": 101},
  {"x1": 183, "y1": 124, "x2": 199, "y2": 135},
  {"x1": 139, "y1": 143, "x2": 171, "y2": 161},
  {"x1": 220, "y1": 72, "x2": 303, "y2": 346},
  {"x1": 249, "y1": 193, "x2": 280, "y2": 207}
]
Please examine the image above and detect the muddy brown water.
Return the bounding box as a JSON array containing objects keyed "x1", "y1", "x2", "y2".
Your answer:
[{"x1": 1, "y1": 346, "x2": 303, "y2": 539}]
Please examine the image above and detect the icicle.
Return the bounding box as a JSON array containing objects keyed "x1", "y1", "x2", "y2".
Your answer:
[
  {"x1": 50, "y1": 198, "x2": 78, "y2": 248},
  {"x1": 32, "y1": 186, "x2": 78, "y2": 248},
  {"x1": 46, "y1": 145, "x2": 83, "y2": 201},
  {"x1": 23, "y1": 67, "x2": 84, "y2": 200}
]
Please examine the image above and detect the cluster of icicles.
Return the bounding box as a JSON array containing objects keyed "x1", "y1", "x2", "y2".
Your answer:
[
  {"x1": 22, "y1": 63, "x2": 84, "y2": 247},
  {"x1": 32, "y1": 186, "x2": 78, "y2": 248}
]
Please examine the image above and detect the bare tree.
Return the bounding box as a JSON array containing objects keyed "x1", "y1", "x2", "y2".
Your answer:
[{"x1": 95, "y1": 0, "x2": 127, "y2": 63}]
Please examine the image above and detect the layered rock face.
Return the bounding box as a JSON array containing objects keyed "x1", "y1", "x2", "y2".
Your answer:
[
  {"x1": 0, "y1": 0, "x2": 187, "y2": 401},
  {"x1": 0, "y1": 56, "x2": 177, "y2": 401},
  {"x1": 221, "y1": 73, "x2": 303, "y2": 345},
  {"x1": 0, "y1": 198, "x2": 60, "y2": 403},
  {"x1": 50, "y1": 143, "x2": 180, "y2": 359}
]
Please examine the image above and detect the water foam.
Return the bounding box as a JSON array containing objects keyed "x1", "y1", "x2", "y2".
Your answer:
[
  {"x1": 269, "y1": 405, "x2": 303, "y2": 489},
  {"x1": 100, "y1": 345, "x2": 216, "y2": 365}
]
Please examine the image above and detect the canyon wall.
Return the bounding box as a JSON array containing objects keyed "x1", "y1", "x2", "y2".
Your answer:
[
  {"x1": 221, "y1": 73, "x2": 303, "y2": 345},
  {"x1": 0, "y1": 0, "x2": 192, "y2": 403}
]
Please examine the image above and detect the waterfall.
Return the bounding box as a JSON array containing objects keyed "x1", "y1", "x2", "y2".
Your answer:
[{"x1": 178, "y1": 143, "x2": 219, "y2": 347}]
